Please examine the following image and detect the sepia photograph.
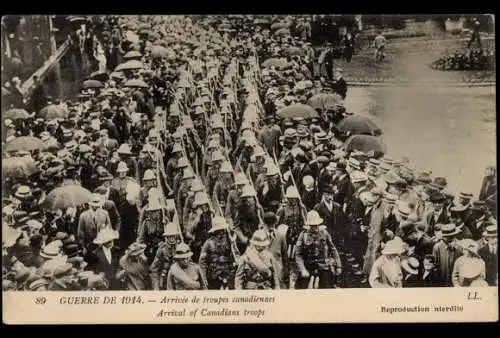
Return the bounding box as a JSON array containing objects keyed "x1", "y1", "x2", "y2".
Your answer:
[{"x1": 1, "y1": 13, "x2": 497, "y2": 324}]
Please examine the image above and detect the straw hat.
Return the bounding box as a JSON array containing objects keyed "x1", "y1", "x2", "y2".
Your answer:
[
  {"x1": 250, "y1": 229, "x2": 270, "y2": 247},
  {"x1": 459, "y1": 239, "x2": 480, "y2": 257},
  {"x1": 381, "y1": 239, "x2": 405, "y2": 255},
  {"x1": 401, "y1": 257, "x2": 420, "y2": 275},
  {"x1": 174, "y1": 243, "x2": 193, "y2": 259},
  {"x1": 116, "y1": 161, "x2": 129, "y2": 173},
  {"x1": 93, "y1": 228, "x2": 119, "y2": 245},
  {"x1": 14, "y1": 185, "x2": 32, "y2": 200},
  {"x1": 351, "y1": 170, "x2": 368, "y2": 184},
  {"x1": 484, "y1": 225, "x2": 497, "y2": 238},
  {"x1": 382, "y1": 192, "x2": 398, "y2": 204},
  {"x1": 458, "y1": 191, "x2": 473, "y2": 200},
  {"x1": 163, "y1": 222, "x2": 180, "y2": 236},
  {"x1": 209, "y1": 216, "x2": 229, "y2": 233},
  {"x1": 397, "y1": 202, "x2": 412, "y2": 219},
  {"x1": 40, "y1": 240, "x2": 64, "y2": 259},
  {"x1": 440, "y1": 223, "x2": 461, "y2": 237},
  {"x1": 306, "y1": 210, "x2": 323, "y2": 226},
  {"x1": 240, "y1": 185, "x2": 257, "y2": 198},
  {"x1": 53, "y1": 262, "x2": 77, "y2": 278}
]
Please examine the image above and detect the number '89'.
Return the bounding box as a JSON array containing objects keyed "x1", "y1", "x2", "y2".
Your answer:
[{"x1": 35, "y1": 297, "x2": 46, "y2": 305}]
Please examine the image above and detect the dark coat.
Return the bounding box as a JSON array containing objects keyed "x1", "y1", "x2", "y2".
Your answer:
[
  {"x1": 313, "y1": 200, "x2": 346, "y2": 240},
  {"x1": 91, "y1": 246, "x2": 121, "y2": 289},
  {"x1": 413, "y1": 234, "x2": 434, "y2": 261},
  {"x1": 331, "y1": 77, "x2": 348, "y2": 99},
  {"x1": 478, "y1": 245, "x2": 498, "y2": 286},
  {"x1": 332, "y1": 174, "x2": 353, "y2": 206}
]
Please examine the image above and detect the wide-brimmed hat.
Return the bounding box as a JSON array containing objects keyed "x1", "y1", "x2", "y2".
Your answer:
[
  {"x1": 193, "y1": 192, "x2": 210, "y2": 207},
  {"x1": 429, "y1": 192, "x2": 446, "y2": 204},
  {"x1": 470, "y1": 200, "x2": 486, "y2": 210},
  {"x1": 241, "y1": 185, "x2": 257, "y2": 198},
  {"x1": 382, "y1": 192, "x2": 398, "y2": 204},
  {"x1": 306, "y1": 210, "x2": 323, "y2": 226},
  {"x1": 397, "y1": 202, "x2": 411, "y2": 218},
  {"x1": 284, "y1": 128, "x2": 297, "y2": 138},
  {"x1": 234, "y1": 173, "x2": 249, "y2": 186},
  {"x1": 142, "y1": 169, "x2": 156, "y2": 181},
  {"x1": 441, "y1": 223, "x2": 461, "y2": 237},
  {"x1": 126, "y1": 242, "x2": 147, "y2": 257},
  {"x1": 250, "y1": 229, "x2": 270, "y2": 247},
  {"x1": 459, "y1": 191, "x2": 473, "y2": 200},
  {"x1": 348, "y1": 158, "x2": 361, "y2": 170},
  {"x1": 381, "y1": 239, "x2": 405, "y2": 255},
  {"x1": 14, "y1": 185, "x2": 32, "y2": 200},
  {"x1": 449, "y1": 204, "x2": 468, "y2": 214},
  {"x1": 432, "y1": 176, "x2": 448, "y2": 190},
  {"x1": 484, "y1": 225, "x2": 497, "y2": 238},
  {"x1": 182, "y1": 167, "x2": 195, "y2": 180},
  {"x1": 401, "y1": 257, "x2": 420, "y2": 275},
  {"x1": 458, "y1": 239, "x2": 480, "y2": 257},
  {"x1": 93, "y1": 228, "x2": 119, "y2": 245},
  {"x1": 285, "y1": 186, "x2": 300, "y2": 199},
  {"x1": 40, "y1": 240, "x2": 63, "y2": 259},
  {"x1": 174, "y1": 243, "x2": 193, "y2": 259},
  {"x1": 209, "y1": 216, "x2": 229, "y2": 233},
  {"x1": 53, "y1": 262, "x2": 77, "y2": 278},
  {"x1": 351, "y1": 170, "x2": 368, "y2": 184},
  {"x1": 176, "y1": 157, "x2": 189, "y2": 169}
]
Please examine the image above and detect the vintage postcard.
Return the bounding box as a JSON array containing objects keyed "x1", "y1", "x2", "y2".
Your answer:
[{"x1": 1, "y1": 14, "x2": 497, "y2": 324}]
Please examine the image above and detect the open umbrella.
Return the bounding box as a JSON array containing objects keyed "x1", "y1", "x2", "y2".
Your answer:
[
  {"x1": 337, "y1": 115, "x2": 382, "y2": 136},
  {"x1": 343, "y1": 135, "x2": 387, "y2": 154},
  {"x1": 82, "y1": 79, "x2": 104, "y2": 90},
  {"x1": 67, "y1": 16, "x2": 87, "y2": 24},
  {"x1": 123, "y1": 79, "x2": 149, "y2": 89},
  {"x1": 123, "y1": 50, "x2": 142, "y2": 60},
  {"x1": 274, "y1": 28, "x2": 291, "y2": 36},
  {"x1": 115, "y1": 60, "x2": 144, "y2": 71},
  {"x1": 271, "y1": 22, "x2": 288, "y2": 30},
  {"x1": 284, "y1": 46, "x2": 305, "y2": 56},
  {"x1": 308, "y1": 93, "x2": 344, "y2": 111},
  {"x1": 3, "y1": 108, "x2": 31, "y2": 120},
  {"x1": 38, "y1": 104, "x2": 67, "y2": 120},
  {"x1": 4, "y1": 136, "x2": 47, "y2": 152},
  {"x1": 262, "y1": 58, "x2": 288, "y2": 68},
  {"x1": 89, "y1": 71, "x2": 110, "y2": 82},
  {"x1": 277, "y1": 103, "x2": 319, "y2": 119},
  {"x1": 150, "y1": 45, "x2": 169, "y2": 59},
  {"x1": 2, "y1": 156, "x2": 38, "y2": 180},
  {"x1": 40, "y1": 185, "x2": 93, "y2": 211}
]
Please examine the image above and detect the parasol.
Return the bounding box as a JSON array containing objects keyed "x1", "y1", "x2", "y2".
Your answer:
[
  {"x1": 38, "y1": 104, "x2": 67, "y2": 120},
  {"x1": 123, "y1": 79, "x2": 149, "y2": 89},
  {"x1": 89, "y1": 71, "x2": 110, "y2": 82},
  {"x1": 343, "y1": 135, "x2": 388, "y2": 154},
  {"x1": 308, "y1": 93, "x2": 344, "y2": 111},
  {"x1": 261, "y1": 58, "x2": 288, "y2": 68},
  {"x1": 274, "y1": 28, "x2": 291, "y2": 36},
  {"x1": 336, "y1": 115, "x2": 382, "y2": 136},
  {"x1": 277, "y1": 103, "x2": 319, "y2": 119},
  {"x1": 3, "y1": 108, "x2": 31, "y2": 120},
  {"x1": 149, "y1": 45, "x2": 169, "y2": 59},
  {"x1": 40, "y1": 185, "x2": 94, "y2": 211},
  {"x1": 123, "y1": 50, "x2": 143, "y2": 60},
  {"x1": 115, "y1": 60, "x2": 145, "y2": 71},
  {"x1": 82, "y1": 79, "x2": 104, "y2": 90},
  {"x1": 270, "y1": 22, "x2": 288, "y2": 30},
  {"x1": 4, "y1": 136, "x2": 47, "y2": 152},
  {"x1": 284, "y1": 46, "x2": 305, "y2": 56},
  {"x1": 2, "y1": 156, "x2": 38, "y2": 180}
]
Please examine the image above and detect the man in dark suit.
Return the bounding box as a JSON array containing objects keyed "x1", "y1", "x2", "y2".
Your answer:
[
  {"x1": 478, "y1": 226, "x2": 498, "y2": 286},
  {"x1": 95, "y1": 187, "x2": 121, "y2": 234},
  {"x1": 466, "y1": 200, "x2": 496, "y2": 241},
  {"x1": 77, "y1": 194, "x2": 112, "y2": 259},
  {"x1": 405, "y1": 223, "x2": 434, "y2": 263},
  {"x1": 331, "y1": 69, "x2": 348, "y2": 100},
  {"x1": 332, "y1": 162, "x2": 353, "y2": 209},
  {"x1": 313, "y1": 184, "x2": 346, "y2": 251},
  {"x1": 91, "y1": 227, "x2": 121, "y2": 289},
  {"x1": 479, "y1": 165, "x2": 497, "y2": 218}
]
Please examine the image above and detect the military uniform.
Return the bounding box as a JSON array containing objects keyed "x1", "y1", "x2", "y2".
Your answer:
[
  {"x1": 224, "y1": 189, "x2": 241, "y2": 221},
  {"x1": 166, "y1": 261, "x2": 208, "y2": 290},
  {"x1": 150, "y1": 240, "x2": 178, "y2": 290},
  {"x1": 295, "y1": 227, "x2": 342, "y2": 289},
  {"x1": 234, "y1": 248, "x2": 280, "y2": 290},
  {"x1": 137, "y1": 206, "x2": 167, "y2": 264},
  {"x1": 199, "y1": 236, "x2": 237, "y2": 289}
]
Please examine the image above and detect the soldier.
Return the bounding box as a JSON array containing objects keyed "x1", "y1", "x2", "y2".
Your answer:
[
  {"x1": 139, "y1": 169, "x2": 157, "y2": 209},
  {"x1": 212, "y1": 161, "x2": 234, "y2": 213},
  {"x1": 181, "y1": 178, "x2": 204, "y2": 227},
  {"x1": 166, "y1": 243, "x2": 208, "y2": 290},
  {"x1": 276, "y1": 186, "x2": 308, "y2": 287},
  {"x1": 165, "y1": 142, "x2": 184, "y2": 189},
  {"x1": 295, "y1": 210, "x2": 342, "y2": 289},
  {"x1": 149, "y1": 222, "x2": 182, "y2": 290},
  {"x1": 185, "y1": 192, "x2": 213, "y2": 262},
  {"x1": 205, "y1": 150, "x2": 225, "y2": 196},
  {"x1": 234, "y1": 229, "x2": 281, "y2": 290},
  {"x1": 199, "y1": 216, "x2": 239, "y2": 290},
  {"x1": 172, "y1": 157, "x2": 189, "y2": 197},
  {"x1": 248, "y1": 146, "x2": 266, "y2": 184},
  {"x1": 234, "y1": 185, "x2": 263, "y2": 253},
  {"x1": 176, "y1": 167, "x2": 196, "y2": 222},
  {"x1": 137, "y1": 188, "x2": 168, "y2": 264},
  {"x1": 225, "y1": 172, "x2": 248, "y2": 222}
]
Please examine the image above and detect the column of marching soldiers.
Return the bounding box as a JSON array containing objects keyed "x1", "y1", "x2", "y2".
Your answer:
[{"x1": 143, "y1": 49, "x2": 339, "y2": 291}]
